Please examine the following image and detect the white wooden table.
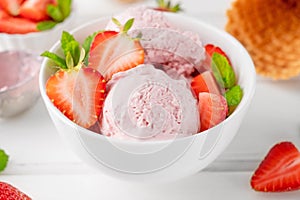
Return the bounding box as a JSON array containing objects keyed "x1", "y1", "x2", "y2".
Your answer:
[{"x1": 1, "y1": 0, "x2": 300, "y2": 199}]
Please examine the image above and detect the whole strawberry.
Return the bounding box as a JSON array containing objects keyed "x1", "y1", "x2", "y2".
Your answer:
[
  {"x1": 251, "y1": 141, "x2": 300, "y2": 192},
  {"x1": 0, "y1": 182, "x2": 31, "y2": 200}
]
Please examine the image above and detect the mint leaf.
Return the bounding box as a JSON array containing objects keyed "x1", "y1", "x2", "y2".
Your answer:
[
  {"x1": 212, "y1": 52, "x2": 236, "y2": 89},
  {"x1": 0, "y1": 149, "x2": 9, "y2": 173},
  {"x1": 61, "y1": 31, "x2": 76, "y2": 56},
  {"x1": 47, "y1": 4, "x2": 64, "y2": 22},
  {"x1": 66, "y1": 52, "x2": 74, "y2": 69},
  {"x1": 112, "y1": 17, "x2": 122, "y2": 27},
  {"x1": 41, "y1": 51, "x2": 67, "y2": 69},
  {"x1": 37, "y1": 21, "x2": 58, "y2": 31},
  {"x1": 82, "y1": 31, "x2": 103, "y2": 65},
  {"x1": 65, "y1": 40, "x2": 81, "y2": 66},
  {"x1": 123, "y1": 18, "x2": 134, "y2": 33},
  {"x1": 225, "y1": 85, "x2": 243, "y2": 106},
  {"x1": 57, "y1": 0, "x2": 72, "y2": 18}
]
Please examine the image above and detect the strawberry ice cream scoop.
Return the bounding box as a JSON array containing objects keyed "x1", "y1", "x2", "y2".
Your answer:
[
  {"x1": 105, "y1": 6, "x2": 205, "y2": 77},
  {"x1": 100, "y1": 64, "x2": 200, "y2": 140}
]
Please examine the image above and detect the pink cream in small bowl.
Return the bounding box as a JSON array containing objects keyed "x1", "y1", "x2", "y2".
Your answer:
[{"x1": 0, "y1": 50, "x2": 41, "y2": 118}]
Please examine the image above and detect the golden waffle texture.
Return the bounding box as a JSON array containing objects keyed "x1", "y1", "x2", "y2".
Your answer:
[{"x1": 226, "y1": 0, "x2": 300, "y2": 80}]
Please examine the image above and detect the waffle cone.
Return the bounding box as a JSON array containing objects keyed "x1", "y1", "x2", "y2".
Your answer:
[{"x1": 226, "y1": 0, "x2": 300, "y2": 80}]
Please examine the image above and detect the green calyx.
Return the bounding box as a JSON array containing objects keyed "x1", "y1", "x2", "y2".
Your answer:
[
  {"x1": 156, "y1": 0, "x2": 182, "y2": 12},
  {"x1": 112, "y1": 18, "x2": 134, "y2": 34}
]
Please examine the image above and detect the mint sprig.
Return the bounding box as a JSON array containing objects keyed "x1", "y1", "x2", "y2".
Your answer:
[
  {"x1": 212, "y1": 52, "x2": 236, "y2": 89},
  {"x1": 41, "y1": 31, "x2": 85, "y2": 70},
  {"x1": 0, "y1": 149, "x2": 9, "y2": 173},
  {"x1": 37, "y1": 0, "x2": 72, "y2": 31}
]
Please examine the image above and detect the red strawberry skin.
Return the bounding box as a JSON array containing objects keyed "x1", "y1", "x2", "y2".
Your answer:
[
  {"x1": 90, "y1": 31, "x2": 118, "y2": 51},
  {"x1": 198, "y1": 92, "x2": 227, "y2": 132},
  {"x1": 205, "y1": 44, "x2": 227, "y2": 58},
  {"x1": 46, "y1": 68, "x2": 106, "y2": 128},
  {"x1": 251, "y1": 142, "x2": 300, "y2": 192},
  {"x1": 88, "y1": 31, "x2": 144, "y2": 80},
  {"x1": 205, "y1": 44, "x2": 231, "y2": 64},
  {"x1": 0, "y1": 17, "x2": 37, "y2": 34},
  {"x1": 0, "y1": 181, "x2": 31, "y2": 200},
  {"x1": 19, "y1": 0, "x2": 52, "y2": 21}
]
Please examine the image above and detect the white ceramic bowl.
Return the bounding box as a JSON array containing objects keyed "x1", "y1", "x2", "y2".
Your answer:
[{"x1": 39, "y1": 14, "x2": 256, "y2": 182}]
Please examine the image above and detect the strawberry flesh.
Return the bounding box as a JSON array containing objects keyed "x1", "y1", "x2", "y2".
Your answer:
[
  {"x1": 88, "y1": 31, "x2": 144, "y2": 80},
  {"x1": 0, "y1": 181, "x2": 31, "y2": 200},
  {"x1": 0, "y1": 0, "x2": 21, "y2": 16},
  {"x1": 46, "y1": 67, "x2": 106, "y2": 128},
  {"x1": 19, "y1": 0, "x2": 52, "y2": 21},
  {"x1": 191, "y1": 71, "x2": 222, "y2": 97},
  {"x1": 251, "y1": 141, "x2": 300, "y2": 192},
  {"x1": 198, "y1": 92, "x2": 227, "y2": 132}
]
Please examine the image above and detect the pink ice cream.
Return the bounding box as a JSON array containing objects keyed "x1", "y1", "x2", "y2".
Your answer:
[
  {"x1": 100, "y1": 64, "x2": 199, "y2": 140},
  {"x1": 105, "y1": 6, "x2": 206, "y2": 77}
]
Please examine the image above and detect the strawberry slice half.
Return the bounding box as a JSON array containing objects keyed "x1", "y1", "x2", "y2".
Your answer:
[
  {"x1": 19, "y1": 0, "x2": 52, "y2": 21},
  {"x1": 0, "y1": 17, "x2": 38, "y2": 34},
  {"x1": 198, "y1": 92, "x2": 228, "y2": 132},
  {"x1": 46, "y1": 68, "x2": 106, "y2": 128},
  {"x1": 88, "y1": 18, "x2": 144, "y2": 80},
  {"x1": 251, "y1": 141, "x2": 300, "y2": 192},
  {"x1": 88, "y1": 31, "x2": 144, "y2": 80},
  {"x1": 191, "y1": 71, "x2": 222, "y2": 97},
  {"x1": 205, "y1": 44, "x2": 231, "y2": 64}
]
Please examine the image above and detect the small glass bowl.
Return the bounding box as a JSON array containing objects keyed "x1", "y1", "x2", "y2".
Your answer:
[{"x1": 0, "y1": 50, "x2": 41, "y2": 118}]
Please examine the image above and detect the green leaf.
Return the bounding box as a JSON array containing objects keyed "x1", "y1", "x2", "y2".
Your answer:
[
  {"x1": 37, "y1": 21, "x2": 58, "y2": 31},
  {"x1": 65, "y1": 40, "x2": 81, "y2": 66},
  {"x1": 123, "y1": 18, "x2": 134, "y2": 33},
  {"x1": 0, "y1": 149, "x2": 9, "y2": 173},
  {"x1": 41, "y1": 51, "x2": 67, "y2": 69},
  {"x1": 66, "y1": 52, "x2": 74, "y2": 69},
  {"x1": 112, "y1": 17, "x2": 122, "y2": 27},
  {"x1": 61, "y1": 31, "x2": 76, "y2": 56},
  {"x1": 212, "y1": 52, "x2": 236, "y2": 89},
  {"x1": 225, "y1": 85, "x2": 243, "y2": 106},
  {"x1": 57, "y1": 0, "x2": 72, "y2": 18},
  {"x1": 82, "y1": 30, "x2": 103, "y2": 65},
  {"x1": 47, "y1": 4, "x2": 64, "y2": 22}
]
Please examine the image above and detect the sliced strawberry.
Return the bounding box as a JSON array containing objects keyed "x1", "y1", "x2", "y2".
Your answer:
[
  {"x1": 19, "y1": 0, "x2": 52, "y2": 21},
  {"x1": 0, "y1": 17, "x2": 38, "y2": 34},
  {"x1": 205, "y1": 44, "x2": 231, "y2": 64},
  {"x1": 205, "y1": 44, "x2": 227, "y2": 58},
  {"x1": 251, "y1": 142, "x2": 300, "y2": 192},
  {"x1": 191, "y1": 71, "x2": 222, "y2": 97},
  {"x1": 198, "y1": 92, "x2": 227, "y2": 132},
  {"x1": 90, "y1": 31, "x2": 118, "y2": 51},
  {"x1": 0, "y1": 181, "x2": 31, "y2": 200},
  {"x1": 88, "y1": 31, "x2": 144, "y2": 80},
  {"x1": 0, "y1": 7, "x2": 10, "y2": 19},
  {"x1": 0, "y1": 0, "x2": 22, "y2": 16},
  {"x1": 46, "y1": 68, "x2": 106, "y2": 128}
]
